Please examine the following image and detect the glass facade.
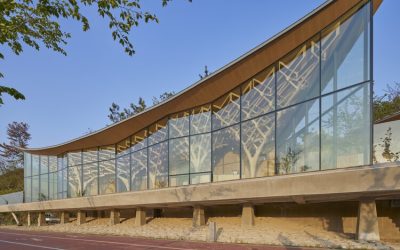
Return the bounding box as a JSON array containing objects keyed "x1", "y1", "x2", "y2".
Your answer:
[{"x1": 23, "y1": 1, "x2": 374, "y2": 202}]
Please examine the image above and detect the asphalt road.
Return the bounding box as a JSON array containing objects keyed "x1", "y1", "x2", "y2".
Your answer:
[{"x1": 0, "y1": 228, "x2": 320, "y2": 250}]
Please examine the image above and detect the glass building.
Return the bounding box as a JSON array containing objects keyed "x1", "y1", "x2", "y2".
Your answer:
[{"x1": 23, "y1": 0, "x2": 378, "y2": 203}]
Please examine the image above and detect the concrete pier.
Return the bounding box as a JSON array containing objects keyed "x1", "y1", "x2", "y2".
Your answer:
[
  {"x1": 110, "y1": 209, "x2": 120, "y2": 225},
  {"x1": 192, "y1": 205, "x2": 205, "y2": 227},
  {"x1": 77, "y1": 210, "x2": 86, "y2": 225},
  {"x1": 135, "y1": 208, "x2": 146, "y2": 226},
  {"x1": 241, "y1": 203, "x2": 255, "y2": 226},
  {"x1": 357, "y1": 200, "x2": 380, "y2": 241}
]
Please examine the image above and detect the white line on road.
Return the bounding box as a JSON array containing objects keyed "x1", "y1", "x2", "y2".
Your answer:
[
  {"x1": 0, "y1": 230, "x2": 198, "y2": 250},
  {"x1": 0, "y1": 239, "x2": 64, "y2": 250}
]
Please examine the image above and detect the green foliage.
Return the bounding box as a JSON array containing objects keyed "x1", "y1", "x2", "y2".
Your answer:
[
  {"x1": 377, "y1": 127, "x2": 399, "y2": 162},
  {"x1": 152, "y1": 91, "x2": 175, "y2": 105},
  {"x1": 374, "y1": 82, "x2": 400, "y2": 121},
  {"x1": 199, "y1": 65, "x2": 210, "y2": 79},
  {"x1": 279, "y1": 147, "x2": 302, "y2": 174},
  {"x1": 0, "y1": 121, "x2": 31, "y2": 170},
  {"x1": 0, "y1": 85, "x2": 25, "y2": 106},
  {"x1": 0, "y1": 0, "x2": 189, "y2": 105},
  {"x1": 0, "y1": 168, "x2": 24, "y2": 195},
  {"x1": 108, "y1": 91, "x2": 175, "y2": 123}
]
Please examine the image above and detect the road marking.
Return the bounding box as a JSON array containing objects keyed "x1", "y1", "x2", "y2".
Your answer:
[
  {"x1": 0, "y1": 231, "x2": 198, "y2": 250},
  {"x1": 0, "y1": 239, "x2": 64, "y2": 250}
]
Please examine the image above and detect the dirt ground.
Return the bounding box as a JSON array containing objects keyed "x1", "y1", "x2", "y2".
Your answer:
[{"x1": 1, "y1": 216, "x2": 399, "y2": 249}]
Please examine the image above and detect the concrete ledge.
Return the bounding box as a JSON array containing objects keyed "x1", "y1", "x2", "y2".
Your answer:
[{"x1": 1, "y1": 164, "x2": 400, "y2": 213}]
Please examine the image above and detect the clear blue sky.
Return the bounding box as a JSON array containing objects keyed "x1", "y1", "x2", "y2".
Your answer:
[{"x1": 0, "y1": 0, "x2": 399, "y2": 148}]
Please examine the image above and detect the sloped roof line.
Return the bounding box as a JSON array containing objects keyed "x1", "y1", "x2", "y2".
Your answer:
[{"x1": 25, "y1": 0, "x2": 380, "y2": 154}]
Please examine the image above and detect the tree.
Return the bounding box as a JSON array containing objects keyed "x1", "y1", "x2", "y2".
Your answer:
[
  {"x1": 199, "y1": 65, "x2": 210, "y2": 79},
  {"x1": 0, "y1": 122, "x2": 31, "y2": 171},
  {"x1": 152, "y1": 91, "x2": 175, "y2": 105},
  {"x1": 108, "y1": 91, "x2": 175, "y2": 123},
  {"x1": 108, "y1": 63, "x2": 210, "y2": 123},
  {"x1": 124, "y1": 97, "x2": 147, "y2": 117},
  {"x1": 1, "y1": 0, "x2": 188, "y2": 105},
  {"x1": 377, "y1": 127, "x2": 400, "y2": 162},
  {"x1": 108, "y1": 103, "x2": 128, "y2": 123},
  {"x1": 0, "y1": 86, "x2": 25, "y2": 106},
  {"x1": 374, "y1": 82, "x2": 400, "y2": 121}
]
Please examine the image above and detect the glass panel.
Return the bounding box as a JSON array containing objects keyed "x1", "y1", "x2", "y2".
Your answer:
[
  {"x1": 169, "y1": 137, "x2": 189, "y2": 175},
  {"x1": 83, "y1": 162, "x2": 98, "y2": 196},
  {"x1": 99, "y1": 160, "x2": 116, "y2": 194},
  {"x1": 116, "y1": 138, "x2": 131, "y2": 157},
  {"x1": 49, "y1": 172, "x2": 57, "y2": 200},
  {"x1": 131, "y1": 149, "x2": 147, "y2": 191},
  {"x1": 242, "y1": 66, "x2": 275, "y2": 120},
  {"x1": 39, "y1": 174, "x2": 48, "y2": 200},
  {"x1": 241, "y1": 114, "x2": 275, "y2": 178},
  {"x1": 68, "y1": 151, "x2": 82, "y2": 166},
  {"x1": 24, "y1": 153, "x2": 31, "y2": 177},
  {"x1": 49, "y1": 156, "x2": 57, "y2": 172},
  {"x1": 170, "y1": 175, "x2": 189, "y2": 187},
  {"x1": 190, "y1": 133, "x2": 211, "y2": 173},
  {"x1": 148, "y1": 141, "x2": 168, "y2": 189},
  {"x1": 374, "y1": 120, "x2": 400, "y2": 164},
  {"x1": 212, "y1": 88, "x2": 240, "y2": 130},
  {"x1": 40, "y1": 155, "x2": 48, "y2": 174},
  {"x1": 99, "y1": 145, "x2": 115, "y2": 161},
  {"x1": 212, "y1": 124, "x2": 240, "y2": 181},
  {"x1": 321, "y1": 82, "x2": 370, "y2": 169},
  {"x1": 131, "y1": 129, "x2": 148, "y2": 152},
  {"x1": 148, "y1": 118, "x2": 168, "y2": 146},
  {"x1": 277, "y1": 36, "x2": 320, "y2": 109},
  {"x1": 169, "y1": 112, "x2": 189, "y2": 138},
  {"x1": 57, "y1": 170, "x2": 62, "y2": 199},
  {"x1": 321, "y1": 1, "x2": 370, "y2": 94},
  {"x1": 190, "y1": 173, "x2": 211, "y2": 185},
  {"x1": 277, "y1": 99, "x2": 320, "y2": 174},
  {"x1": 191, "y1": 105, "x2": 211, "y2": 135},
  {"x1": 117, "y1": 154, "x2": 130, "y2": 192},
  {"x1": 68, "y1": 165, "x2": 82, "y2": 198},
  {"x1": 24, "y1": 177, "x2": 31, "y2": 202},
  {"x1": 62, "y1": 168, "x2": 68, "y2": 198},
  {"x1": 83, "y1": 148, "x2": 98, "y2": 163},
  {"x1": 31, "y1": 175, "x2": 39, "y2": 202},
  {"x1": 57, "y1": 155, "x2": 63, "y2": 171},
  {"x1": 32, "y1": 155, "x2": 39, "y2": 176},
  {"x1": 62, "y1": 167, "x2": 67, "y2": 199}
]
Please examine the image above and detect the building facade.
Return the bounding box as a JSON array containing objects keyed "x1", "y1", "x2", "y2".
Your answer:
[
  {"x1": 24, "y1": 0, "x2": 374, "y2": 203},
  {"x1": 3, "y1": 0, "x2": 400, "y2": 242}
]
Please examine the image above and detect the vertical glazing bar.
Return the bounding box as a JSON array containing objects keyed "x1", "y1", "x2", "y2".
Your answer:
[
  {"x1": 146, "y1": 128, "x2": 150, "y2": 190},
  {"x1": 274, "y1": 63, "x2": 278, "y2": 175},
  {"x1": 115, "y1": 144, "x2": 117, "y2": 193},
  {"x1": 369, "y1": 0, "x2": 374, "y2": 165},
  {"x1": 333, "y1": 49, "x2": 338, "y2": 169},
  {"x1": 66, "y1": 153, "x2": 69, "y2": 198},
  {"x1": 188, "y1": 113, "x2": 191, "y2": 184},
  {"x1": 97, "y1": 147, "x2": 100, "y2": 196},
  {"x1": 81, "y1": 150, "x2": 83, "y2": 197},
  {"x1": 167, "y1": 120, "x2": 170, "y2": 188},
  {"x1": 48, "y1": 155, "x2": 50, "y2": 200},
  {"x1": 38, "y1": 155, "x2": 41, "y2": 201},
  {"x1": 129, "y1": 136, "x2": 132, "y2": 192},
  {"x1": 239, "y1": 86, "x2": 243, "y2": 179},
  {"x1": 30, "y1": 154, "x2": 32, "y2": 202},
  {"x1": 210, "y1": 105, "x2": 214, "y2": 182},
  {"x1": 319, "y1": 32, "x2": 322, "y2": 171}
]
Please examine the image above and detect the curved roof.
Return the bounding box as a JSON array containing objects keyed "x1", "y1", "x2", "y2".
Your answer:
[{"x1": 25, "y1": 0, "x2": 382, "y2": 155}]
